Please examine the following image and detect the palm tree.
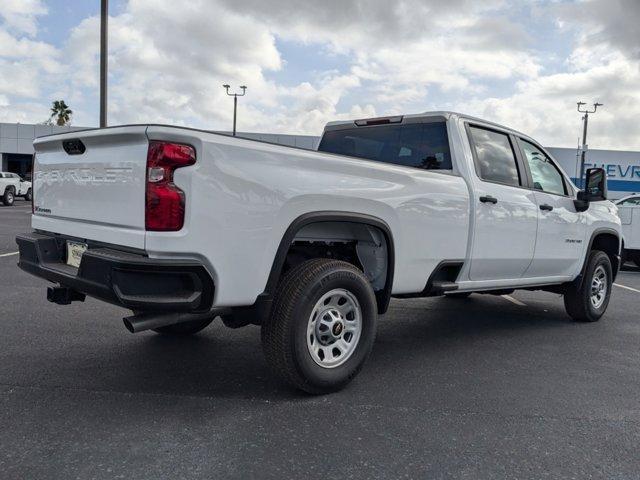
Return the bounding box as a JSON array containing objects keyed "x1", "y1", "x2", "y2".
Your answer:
[{"x1": 50, "y1": 100, "x2": 73, "y2": 126}]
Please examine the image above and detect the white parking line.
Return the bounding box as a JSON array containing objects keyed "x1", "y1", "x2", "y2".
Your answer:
[
  {"x1": 614, "y1": 283, "x2": 640, "y2": 294},
  {"x1": 0, "y1": 251, "x2": 18, "y2": 258},
  {"x1": 502, "y1": 294, "x2": 526, "y2": 306}
]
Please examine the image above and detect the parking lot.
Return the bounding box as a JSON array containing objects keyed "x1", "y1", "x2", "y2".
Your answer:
[{"x1": 1, "y1": 201, "x2": 640, "y2": 479}]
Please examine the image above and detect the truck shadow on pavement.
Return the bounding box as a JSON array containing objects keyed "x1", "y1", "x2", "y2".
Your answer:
[{"x1": 93, "y1": 294, "x2": 576, "y2": 400}]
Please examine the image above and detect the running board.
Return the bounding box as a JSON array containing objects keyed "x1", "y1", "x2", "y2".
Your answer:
[{"x1": 430, "y1": 281, "x2": 459, "y2": 295}]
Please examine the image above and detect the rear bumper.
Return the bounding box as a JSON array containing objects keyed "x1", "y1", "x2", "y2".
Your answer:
[{"x1": 16, "y1": 232, "x2": 214, "y2": 313}]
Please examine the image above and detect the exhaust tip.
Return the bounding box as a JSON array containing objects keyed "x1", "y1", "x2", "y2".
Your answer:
[{"x1": 122, "y1": 316, "x2": 136, "y2": 333}]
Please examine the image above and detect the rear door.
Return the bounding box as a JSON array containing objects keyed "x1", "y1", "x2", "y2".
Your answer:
[
  {"x1": 516, "y1": 138, "x2": 584, "y2": 278},
  {"x1": 467, "y1": 125, "x2": 538, "y2": 281},
  {"x1": 32, "y1": 126, "x2": 149, "y2": 249}
]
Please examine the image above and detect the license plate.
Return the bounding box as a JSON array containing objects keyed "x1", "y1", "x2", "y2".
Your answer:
[{"x1": 66, "y1": 241, "x2": 88, "y2": 268}]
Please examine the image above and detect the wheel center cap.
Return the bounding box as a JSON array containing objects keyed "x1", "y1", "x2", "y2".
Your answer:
[{"x1": 332, "y1": 322, "x2": 344, "y2": 336}]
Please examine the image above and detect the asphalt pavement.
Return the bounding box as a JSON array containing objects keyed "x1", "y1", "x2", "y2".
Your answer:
[{"x1": 1, "y1": 201, "x2": 639, "y2": 479}]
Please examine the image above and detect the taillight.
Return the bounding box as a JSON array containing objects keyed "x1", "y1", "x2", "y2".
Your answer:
[{"x1": 145, "y1": 141, "x2": 196, "y2": 231}]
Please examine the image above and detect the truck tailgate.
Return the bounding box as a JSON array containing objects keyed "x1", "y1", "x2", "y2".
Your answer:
[{"x1": 32, "y1": 126, "x2": 149, "y2": 249}]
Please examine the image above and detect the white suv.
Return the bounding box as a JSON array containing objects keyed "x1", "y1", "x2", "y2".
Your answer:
[{"x1": 0, "y1": 172, "x2": 32, "y2": 206}]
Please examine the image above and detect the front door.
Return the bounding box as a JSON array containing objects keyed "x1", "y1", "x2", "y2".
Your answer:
[
  {"x1": 467, "y1": 125, "x2": 538, "y2": 281},
  {"x1": 517, "y1": 138, "x2": 584, "y2": 278}
]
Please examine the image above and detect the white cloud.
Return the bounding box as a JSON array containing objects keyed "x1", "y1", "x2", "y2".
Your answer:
[
  {"x1": 79, "y1": 0, "x2": 544, "y2": 134},
  {"x1": 0, "y1": 0, "x2": 61, "y2": 122},
  {"x1": 1, "y1": 0, "x2": 639, "y2": 149},
  {"x1": 0, "y1": 0, "x2": 47, "y2": 36},
  {"x1": 458, "y1": 1, "x2": 640, "y2": 150}
]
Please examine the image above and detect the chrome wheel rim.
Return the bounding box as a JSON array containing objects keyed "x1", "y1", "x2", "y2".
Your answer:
[
  {"x1": 590, "y1": 265, "x2": 607, "y2": 309},
  {"x1": 306, "y1": 288, "x2": 362, "y2": 368}
]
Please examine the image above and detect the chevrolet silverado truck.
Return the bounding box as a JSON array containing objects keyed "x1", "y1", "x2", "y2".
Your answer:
[
  {"x1": 16, "y1": 112, "x2": 621, "y2": 393},
  {"x1": 1, "y1": 171, "x2": 32, "y2": 206}
]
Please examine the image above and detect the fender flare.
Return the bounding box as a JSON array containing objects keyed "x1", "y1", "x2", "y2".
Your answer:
[
  {"x1": 576, "y1": 227, "x2": 621, "y2": 288},
  {"x1": 262, "y1": 211, "x2": 396, "y2": 314}
]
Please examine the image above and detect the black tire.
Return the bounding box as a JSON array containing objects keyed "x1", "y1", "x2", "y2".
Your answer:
[
  {"x1": 152, "y1": 317, "x2": 214, "y2": 335},
  {"x1": 261, "y1": 258, "x2": 378, "y2": 394},
  {"x1": 445, "y1": 292, "x2": 472, "y2": 299},
  {"x1": 564, "y1": 250, "x2": 612, "y2": 322},
  {"x1": 2, "y1": 188, "x2": 15, "y2": 206},
  {"x1": 24, "y1": 188, "x2": 32, "y2": 202}
]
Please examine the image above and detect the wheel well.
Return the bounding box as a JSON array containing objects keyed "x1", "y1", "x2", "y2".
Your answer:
[
  {"x1": 591, "y1": 232, "x2": 620, "y2": 276},
  {"x1": 265, "y1": 214, "x2": 395, "y2": 314}
]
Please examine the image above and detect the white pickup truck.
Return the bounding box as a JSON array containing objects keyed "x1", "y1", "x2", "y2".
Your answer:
[
  {"x1": 1, "y1": 171, "x2": 32, "y2": 206},
  {"x1": 16, "y1": 112, "x2": 621, "y2": 393}
]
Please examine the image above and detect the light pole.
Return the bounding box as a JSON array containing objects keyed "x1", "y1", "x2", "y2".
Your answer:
[
  {"x1": 577, "y1": 101, "x2": 603, "y2": 188},
  {"x1": 222, "y1": 84, "x2": 247, "y2": 136},
  {"x1": 100, "y1": 0, "x2": 108, "y2": 128}
]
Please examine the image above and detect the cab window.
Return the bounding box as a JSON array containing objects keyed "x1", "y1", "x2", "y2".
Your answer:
[
  {"x1": 318, "y1": 121, "x2": 453, "y2": 171},
  {"x1": 518, "y1": 139, "x2": 567, "y2": 196}
]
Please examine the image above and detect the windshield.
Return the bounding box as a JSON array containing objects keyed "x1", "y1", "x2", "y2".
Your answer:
[{"x1": 318, "y1": 121, "x2": 452, "y2": 171}]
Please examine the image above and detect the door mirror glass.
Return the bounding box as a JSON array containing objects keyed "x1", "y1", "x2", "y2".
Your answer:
[
  {"x1": 584, "y1": 167, "x2": 607, "y2": 201},
  {"x1": 575, "y1": 167, "x2": 607, "y2": 211}
]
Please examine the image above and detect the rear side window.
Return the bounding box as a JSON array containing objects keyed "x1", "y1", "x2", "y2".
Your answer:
[
  {"x1": 469, "y1": 126, "x2": 520, "y2": 187},
  {"x1": 318, "y1": 122, "x2": 452, "y2": 170}
]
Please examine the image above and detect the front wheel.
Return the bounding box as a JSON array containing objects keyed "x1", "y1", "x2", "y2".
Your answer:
[
  {"x1": 2, "y1": 189, "x2": 14, "y2": 206},
  {"x1": 564, "y1": 250, "x2": 612, "y2": 322},
  {"x1": 24, "y1": 188, "x2": 32, "y2": 202},
  {"x1": 261, "y1": 258, "x2": 378, "y2": 394}
]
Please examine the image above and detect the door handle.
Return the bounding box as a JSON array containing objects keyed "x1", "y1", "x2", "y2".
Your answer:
[
  {"x1": 539, "y1": 204, "x2": 553, "y2": 211},
  {"x1": 479, "y1": 195, "x2": 498, "y2": 204}
]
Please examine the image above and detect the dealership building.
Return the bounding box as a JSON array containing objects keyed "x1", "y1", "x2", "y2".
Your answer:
[{"x1": 1, "y1": 121, "x2": 638, "y2": 199}]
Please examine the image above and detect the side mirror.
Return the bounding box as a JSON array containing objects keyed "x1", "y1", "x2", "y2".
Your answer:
[
  {"x1": 584, "y1": 167, "x2": 607, "y2": 201},
  {"x1": 574, "y1": 167, "x2": 607, "y2": 212}
]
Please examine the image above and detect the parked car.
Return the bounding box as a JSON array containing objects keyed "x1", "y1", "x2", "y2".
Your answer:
[
  {"x1": 16, "y1": 112, "x2": 621, "y2": 393},
  {"x1": 615, "y1": 194, "x2": 640, "y2": 267},
  {"x1": 0, "y1": 171, "x2": 32, "y2": 206}
]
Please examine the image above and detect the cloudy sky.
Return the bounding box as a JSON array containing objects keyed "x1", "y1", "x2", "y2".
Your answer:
[{"x1": 0, "y1": 0, "x2": 639, "y2": 149}]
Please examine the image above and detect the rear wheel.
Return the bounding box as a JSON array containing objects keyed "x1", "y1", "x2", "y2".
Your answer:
[
  {"x1": 24, "y1": 188, "x2": 32, "y2": 202},
  {"x1": 261, "y1": 258, "x2": 377, "y2": 394},
  {"x1": 152, "y1": 317, "x2": 214, "y2": 335},
  {"x1": 2, "y1": 188, "x2": 14, "y2": 206},
  {"x1": 564, "y1": 250, "x2": 612, "y2": 322}
]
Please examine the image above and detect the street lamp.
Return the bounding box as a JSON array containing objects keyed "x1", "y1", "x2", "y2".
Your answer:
[
  {"x1": 577, "y1": 101, "x2": 603, "y2": 188},
  {"x1": 222, "y1": 84, "x2": 247, "y2": 136}
]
